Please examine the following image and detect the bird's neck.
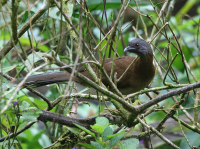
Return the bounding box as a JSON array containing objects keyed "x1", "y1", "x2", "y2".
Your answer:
[
  {"x1": 133, "y1": 54, "x2": 155, "y2": 81},
  {"x1": 138, "y1": 53, "x2": 154, "y2": 66}
]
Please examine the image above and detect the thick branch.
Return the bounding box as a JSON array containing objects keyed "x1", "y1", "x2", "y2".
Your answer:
[
  {"x1": 138, "y1": 81, "x2": 200, "y2": 112},
  {"x1": 37, "y1": 110, "x2": 122, "y2": 129}
]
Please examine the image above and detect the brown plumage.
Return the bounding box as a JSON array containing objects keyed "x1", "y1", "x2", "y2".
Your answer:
[{"x1": 10, "y1": 38, "x2": 155, "y2": 95}]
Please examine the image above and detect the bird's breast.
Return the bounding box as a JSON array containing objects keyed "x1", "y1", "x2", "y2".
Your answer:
[{"x1": 116, "y1": 60, "x2": 155, "y2": 94}]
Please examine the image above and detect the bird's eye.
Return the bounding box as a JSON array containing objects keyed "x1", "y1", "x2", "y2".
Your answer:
[{"x1": 135, "y1": 43, "x2": 139, "y2": 46}]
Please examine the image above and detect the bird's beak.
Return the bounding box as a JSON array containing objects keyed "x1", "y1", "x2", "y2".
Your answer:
[{"x1": 124, "y1": 46, "x2": 136, "y2": 52}]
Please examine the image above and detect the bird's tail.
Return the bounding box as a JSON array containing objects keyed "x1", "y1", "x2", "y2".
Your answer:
[{"x1": 10, "y1": 71, "x2": 71, "y2": 87}]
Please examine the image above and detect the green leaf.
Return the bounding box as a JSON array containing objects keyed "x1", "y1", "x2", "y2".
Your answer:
[
  {"x1": 66, "y1": 126, "x2": 80, "y2": 134},
  {"x1": 96, "y1": 139, "x2": 105, "y2": 148},
  {"x1": 122, "y1": 138, "x2": 139, "y2": 149},
  {"x1": 21, "y1": 101, "x2": 30, "y2": 111},
  {"x1": 2, "y1": 65, "x2": 17, "y2": 73},
  {"x1": 121, "y1": 22, "x2": 132, "y2": 33},
  {"x1": 49, "y1": 7, "x2": 65, "y2": 21},
  {"x1": 90, "y1": 141, "x2": 104, "y2": 149},
  {"x1": 68, "y1": 3, "x2": 74, "y2": 17},
  {"x1": 107, "y1": 132, "x2": 125, "y2": 140},
  {"x1": 119, "y1": 142, "x2": 126, "y2": 149},
  {"x1": 21, "y1": 110, "x2": 42, "y2": 123},
  {"x1": 175, "y1": 0, "x2": 197, "y2": 22},
  {"x1": 198, "y1": 6, "x2": 200, "y2": 14},
  {"x1": 31, "y1": 97, "x2": 47, "y2": 109},
  {"x1": 22, "y1": 110, "x2": 42, "y2": 117},
  {"x1": 78, "y1": 87, "x2": 90, "y2": 93},
  {"x1": 180, "y1": 131, "x2": 200, "y2": 149},
  {"x1": 101, "y1": 37, "x2": 125, "y2": 58},
  {"x1": 24, "y1": 52, "x2": 46, "y2": 71},
  {"x1": 117, "y1": 127, "x2": 126, "y2": 134},
  {"x1": 102, "y1": 126, "x2": 113, "y2": 141},
  {"x1": 1, "y1": 106, "x2": 15, "y2": 115},
  {"x1": 18, "y1": 11, "x2": 35, "y2": 29},
  {"x1": 17, "y1": 127, "x2": 44, "y2": 148},
  {"x1": 74, "y1": 0, "x2": 152, "y2": 12},
  {"x1": 170, "y1": 45, "x2": 194, "y2": 73},
  {"x1": 73, "y1": 123, "x2": 95, "y2": 137},
  {"x1": 96, "y1": 117, "x2": 109, "y2": 126},
  {"x1": 109, "y1": 134, "x2": 125, "y2": 148},
  {"x1": 19, "y1": 38, "x2": 49, "y2": 52},
  {"x1": 91, "y1": 124, "x2": 105, "y2": 134},
  {"x1": 21, "y1": 115, "x2": 37, "y2": 122},
  {"x1": 19, "y1": 96, "x2": 38, "y2": 109},
  {"x1": 79, "y1": 143, "x2": 96, "y2": 149}
]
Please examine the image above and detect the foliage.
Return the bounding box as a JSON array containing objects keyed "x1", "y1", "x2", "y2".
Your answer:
[
  {"x1": 74, "y1": 117, "x2": 139, "y2": 149},
  {"x1": 0, "y1": 0, "x2": 200, "y2": 148}
]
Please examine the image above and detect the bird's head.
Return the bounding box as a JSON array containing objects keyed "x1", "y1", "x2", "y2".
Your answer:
[{"x1": 124, "y1": 38, "x2": 153, "y2": 57}]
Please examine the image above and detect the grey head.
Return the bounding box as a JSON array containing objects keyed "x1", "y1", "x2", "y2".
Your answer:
[{"x1": 124, "y1": 38, "x2": 153, "y2": 57}]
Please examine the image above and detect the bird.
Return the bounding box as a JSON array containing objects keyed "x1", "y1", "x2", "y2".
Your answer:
[{"x1": 10, "y1": 38, "x2": 155, "y2": 95}]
